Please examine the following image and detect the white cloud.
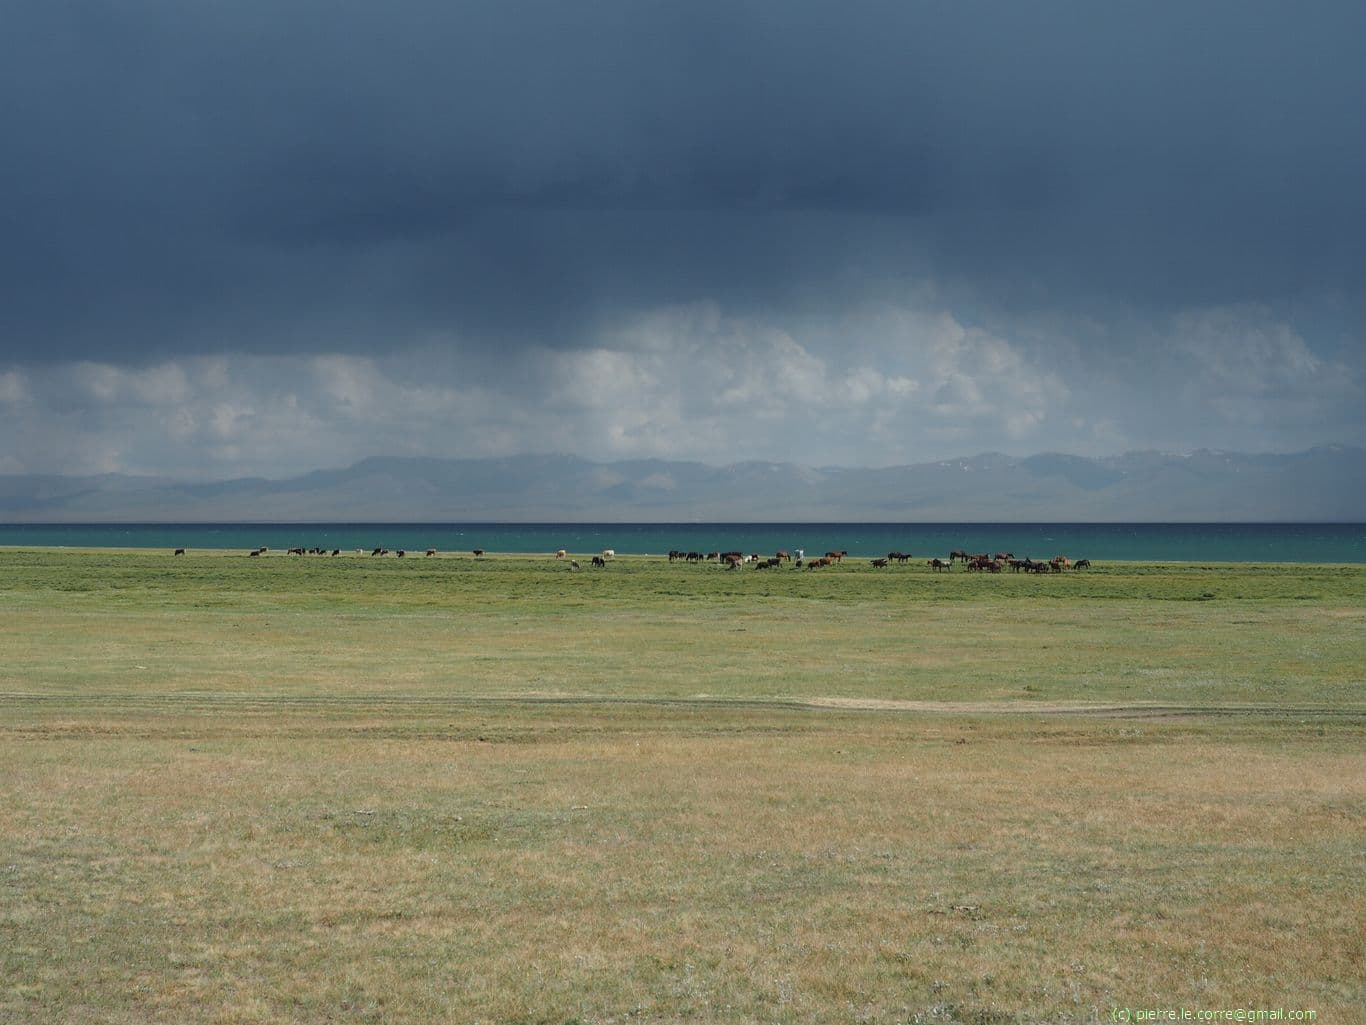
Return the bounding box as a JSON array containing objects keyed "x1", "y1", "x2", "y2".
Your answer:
[
  {"x1": 312, "y1": 355, "x2": 379, "y2": 411},
  {"x1": 72, "y1": 362, "x2": 121, "y2": 402},
  {"x1": 0, "y1": 299, "x2": 1358, "y2": 479},
  {"x1": 1171, "y1": 304, "x2": 1353, "y2": 400},
  {"x1": 1148, "y1": 305, "x2": 1361, "y2": 445},
  {"x1": 70, "y1": 362, "x2": 191, "y2": 405},
  {"x1": 209, "y1": 402, "x2": 254, "y2": 439},
  {"x1": 0, "y1": 370, "x2": 28, "y2": 404},
  {"x1": 568, "y1": 299, "x2": 1069, "y2": 463}
]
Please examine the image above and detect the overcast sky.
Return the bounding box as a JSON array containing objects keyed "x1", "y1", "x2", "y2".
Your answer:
[{"x1": 2, "y1": 1, "x2": 1363, "y2": 478}]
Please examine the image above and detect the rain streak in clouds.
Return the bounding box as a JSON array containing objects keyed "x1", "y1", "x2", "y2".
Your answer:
[{"x1": 1, "y1": 1, "x2": 1363, "y2": 479}]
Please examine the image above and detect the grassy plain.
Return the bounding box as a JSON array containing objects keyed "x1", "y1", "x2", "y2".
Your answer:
[{"x1": 1, "y1": 549, "x2": 1363, "y2": 1024}]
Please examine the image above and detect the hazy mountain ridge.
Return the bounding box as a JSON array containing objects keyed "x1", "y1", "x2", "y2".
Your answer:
[{"x1": 1, "y1": 446, "x2": 1362, "y2": 522}]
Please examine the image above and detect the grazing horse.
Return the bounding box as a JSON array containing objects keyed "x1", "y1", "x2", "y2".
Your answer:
[
  {"x1": 555, "y1": 549, "x2": 567, "y2": 559},
  {"x1": 569, "y1": 560, "x2": 580, "y2": 570},
  {"x1": 601, "y1": 549, "x2": 615, "y2": 559},
  {"x1": 289, "y1": 547, "x2": 305, "y2": 556},
  {"x1": 248, "y1": 549, "x2": 260, "y2": 557},
  {"x1": 396, "y1": 550, "x2": 406, "y2": 557},
  {"x1": 591, "y1": 555, "x2": 607, "y2": 567},
  {"x1": 871, "y1": 557, "x2": 889, "y2": 568},
  {"x1": 950, "y1": 549, "x2": 970, "y2": 563},
  {"x1": 1073, "y1": 558, "x2": 1091, "y2": 570},
  {"x1": 928, "y1": 558, "x2": 949, "y2": 571},
  {"x1": 425, "y1": 549, "x2": 437, "y2": 557},
  {"x1": 473, "y1": 549, "x2": 485, "y2": 557},
  {"x1": 371, "y1": 548, "x2": 383, "y2": 556},
  {"x1": 775, "y1": 550, "x2": 791, "y2": 562},
  {"x1": 331, "y1": 549, "x2": 340, "y2": 556},
  {"x1": 173, "y1": 548, "x2": 185, "y2": 556},
  {"x1": 1051, "y1": 555, "x2": 1070, "y2": 571}
]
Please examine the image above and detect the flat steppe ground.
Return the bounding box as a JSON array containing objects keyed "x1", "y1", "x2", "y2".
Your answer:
[{"x1": 1, "y1": 549, "x2": 1362, "y2": 1024}]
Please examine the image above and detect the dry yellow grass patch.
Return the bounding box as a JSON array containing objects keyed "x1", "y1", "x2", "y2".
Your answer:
[{"x1": 2, "y1": 712, "x2": 1361, "y2": 1023}]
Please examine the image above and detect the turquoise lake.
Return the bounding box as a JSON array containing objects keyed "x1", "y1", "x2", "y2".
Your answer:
[{"x1": 2, "y1": 522, "x2": 1364, "y2": 563}]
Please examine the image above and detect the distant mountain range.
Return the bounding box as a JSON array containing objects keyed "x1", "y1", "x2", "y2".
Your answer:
[{"x1": 2, "y1": 446, "x2": 1363, "y2": 522}]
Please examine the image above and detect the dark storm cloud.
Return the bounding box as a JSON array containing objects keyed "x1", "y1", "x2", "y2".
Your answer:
[{"x1": 4, "y1": 0, "x2": 1364, "y2": 367}]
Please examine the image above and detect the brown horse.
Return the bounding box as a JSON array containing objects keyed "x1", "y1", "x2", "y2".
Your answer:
[{"x1": 928, "y1": 558, "x2": 949, "y2": 571}]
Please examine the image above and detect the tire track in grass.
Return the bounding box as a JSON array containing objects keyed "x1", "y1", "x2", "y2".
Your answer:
[{"x1": 2, "y1": 691, "x2": 1361, "y2": 720}]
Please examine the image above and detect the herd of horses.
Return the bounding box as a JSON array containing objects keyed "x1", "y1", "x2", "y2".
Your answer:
[
  {"x1": 937, "y1": 551, "x2": 1092, "y2": 573},
  {"x1": 174, "y1": 546, "x2": 1091, "y2": 571},
  {"x1": 666, "y1": 548, "x2": 1090, "y2": 572}
]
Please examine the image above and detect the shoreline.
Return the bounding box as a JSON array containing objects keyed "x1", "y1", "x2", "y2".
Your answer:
[{"x1": 4, "y1": 544, "x2": 1366, "y2": 568}]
